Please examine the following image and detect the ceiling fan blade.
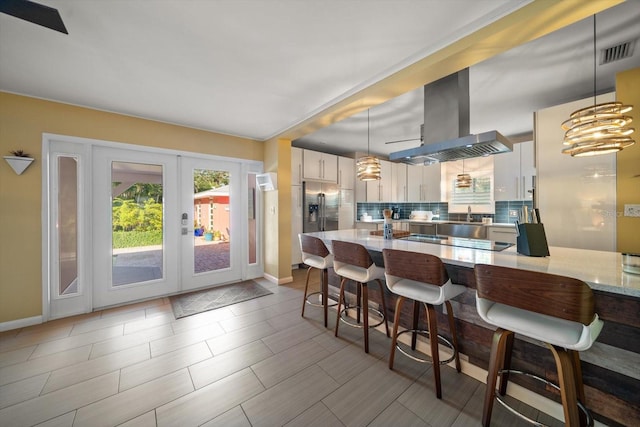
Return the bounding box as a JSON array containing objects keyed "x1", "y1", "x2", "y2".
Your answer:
[
  {"x1": 0, "y1": 0, "x2": 68, "y2": 34},
  {"x1": 384, "y1": 137, "x2": 422, "y2": 145}
]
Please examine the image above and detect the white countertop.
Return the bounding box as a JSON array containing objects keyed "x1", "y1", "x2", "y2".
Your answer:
[
  {"x1": 357, "y1": 219, "x2": 515, "y2": 228},
  {"x1": 304, "y1": 229, "x2": 640, "y2": 297}
]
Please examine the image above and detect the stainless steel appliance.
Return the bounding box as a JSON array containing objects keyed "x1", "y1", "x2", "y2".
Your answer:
[
  {"x1": 303, "y1": 181, "x2": 339, "y2": 232},
  {"x1": 389, "y1": 69, "x2": 512, "y2": 164}
]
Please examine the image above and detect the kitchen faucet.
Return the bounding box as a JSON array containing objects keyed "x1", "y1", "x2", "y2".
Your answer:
[{"x1": 467, "y1": 205, "x2": 472, "y2": 222}]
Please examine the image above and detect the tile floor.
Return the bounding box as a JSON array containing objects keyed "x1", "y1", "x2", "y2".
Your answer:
[{"x1": 0, "y1": 269, "x2": 565, "y2": 427}]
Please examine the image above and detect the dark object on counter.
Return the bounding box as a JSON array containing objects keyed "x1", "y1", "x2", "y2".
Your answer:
[
  {"x1": 392, "y1": 206, "x2": 400, "y2": 219},
  {"x1": 370, "y1": 229, "x2": 411, "y2": 239},
  {"x1": 516, "y1": 223, "x2": 550, "y2": 257}
]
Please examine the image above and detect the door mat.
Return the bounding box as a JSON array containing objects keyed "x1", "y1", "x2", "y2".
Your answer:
[{"x1": 170, "y1": 280, "x2": 273, "y2": 319}]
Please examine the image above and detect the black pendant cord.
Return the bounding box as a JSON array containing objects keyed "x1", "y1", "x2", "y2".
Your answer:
[
  {"x1": 593, "y1": 15, "x2": 597, "y2": 108},
  {"x1": 367, "y1": 109, "x2": 371, "y2": 155}
]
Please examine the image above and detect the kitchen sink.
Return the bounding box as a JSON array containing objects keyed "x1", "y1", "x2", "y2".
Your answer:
[
  {"x1": 399, "y1": 234, "x2": 513, "y2": 251},
  {"x1": 436, "y1": 222, "x2": 486, "y2": 239},
  {"x1": 409, "y1": 222, "x2": 486, "y2": 239}
]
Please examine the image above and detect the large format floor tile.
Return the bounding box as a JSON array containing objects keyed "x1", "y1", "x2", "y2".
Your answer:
[
  {"x1": 0, "y1": 268, "x2": 568, "y2": 427},
  {"x1": 242, "y1": 365, "x2": 340, "y2": 427},
  {"x1": 156, "y1": 368, "x2": 264, "y2": 427}
]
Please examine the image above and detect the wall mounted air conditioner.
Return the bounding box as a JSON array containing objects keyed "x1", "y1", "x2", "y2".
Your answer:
[{"x1": 256, "y1": 172, "x2": 277, "y2": 191}]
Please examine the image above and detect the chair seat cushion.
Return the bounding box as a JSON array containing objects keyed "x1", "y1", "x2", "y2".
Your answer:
[
  {"x1": 302, "y1": 253, "x2": 333, "y2": 270},
  {"x1": 385, "y1": 276, "x2": 466, "y2": 305},
  {"x1": 334, "y1": 262, "x2": 385, "y2": 283},
  {"x1": 477, "y1": 298, "x2": 603, "y2": 351}
]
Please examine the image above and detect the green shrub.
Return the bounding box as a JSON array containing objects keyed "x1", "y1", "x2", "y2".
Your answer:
[{"x1": 112, "y1": 230, "x2": 163, "y2": 249}]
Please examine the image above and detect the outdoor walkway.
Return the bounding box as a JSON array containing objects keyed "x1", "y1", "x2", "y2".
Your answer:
[{"x1": 112, "y1": 240, "x2": 230, "y2": 286}]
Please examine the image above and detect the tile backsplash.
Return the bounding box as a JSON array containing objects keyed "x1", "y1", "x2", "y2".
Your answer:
[{"x1": 357, "y1": 200, "x2": 533, "y2": 224}]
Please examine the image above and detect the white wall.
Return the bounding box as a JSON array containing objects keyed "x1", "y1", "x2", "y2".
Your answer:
[{"x1": 535, "y1": 93, "x2": 616, "y2": 251}]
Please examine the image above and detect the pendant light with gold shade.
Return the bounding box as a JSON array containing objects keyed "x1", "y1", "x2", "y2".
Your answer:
[
  {"x1": 456, "y1": 160, "x2": 471, "y2": 188},
  {"x1": 357, "y1": 109, "x2": 382, "y2": 181},
  {"x1": 561, "y1": 15, "x2": 635, "y2": 157}
]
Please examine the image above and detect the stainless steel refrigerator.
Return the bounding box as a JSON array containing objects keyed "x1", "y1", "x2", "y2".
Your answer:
[{"x1": 303, "y1": 181, "x2": 339, "y2": 232}]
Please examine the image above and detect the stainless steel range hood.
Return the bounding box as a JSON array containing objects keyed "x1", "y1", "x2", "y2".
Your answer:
[{"x1": 389, "y1": 69, "x2": 512, "y2": 165}]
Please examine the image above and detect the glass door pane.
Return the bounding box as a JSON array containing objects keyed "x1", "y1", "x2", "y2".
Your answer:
[
  {"x1": 111, "y1": 161, "x2": 164, "y2": 286},
  {"x1": 181, "y1": 157, "x2": 241, "y2": 290},
  {"x1": 248, "y1": 173, "x2": 257, "y2": 265},
  {"x1": 58, "y1": 156, "x2": 79, "y2": 296},
  {"x1": 193, "y1": 168, "x2": 231, "y2": 273},
  {"x1": 47, "y1": 139, "x2": 90, "y2": 320},
  {"x1": 93, "y1": 147, "x2": 178, "y2": 309}
]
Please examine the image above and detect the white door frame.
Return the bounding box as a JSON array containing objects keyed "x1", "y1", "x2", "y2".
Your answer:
[
  {"x1": 42, "y1": 139, "x2": 93, "y2": 320},
  {"x1": 42, "y1": 133, "x2": 264, "y2": 320}
]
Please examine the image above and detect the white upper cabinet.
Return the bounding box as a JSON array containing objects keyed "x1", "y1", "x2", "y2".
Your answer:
[
  {"x1": 338, "y1": 156, "x2": 355, "y2": 189},
  {"x1": 366, "y1": 159, "x2": 392, "y2": 202},
  {"x1": 407, "y1": 163, "x2": 441, "y2": 202},
  {"x1": 303, "y1": 150, "x2": 337, "y2": 182},
  {"x1": 391, "y1": 162, "x2": 407, "y2": 202},
  {"x1": 291, "y1": 147, "x2": 303, "y2": 186},
  {"x1": 494, "y1": 141, "x2": 536, "y2": 201}
]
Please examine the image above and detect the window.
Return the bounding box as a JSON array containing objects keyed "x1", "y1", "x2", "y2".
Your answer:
[{"x1": 445, "y1": 158, "x2": 495, "y2": 214}]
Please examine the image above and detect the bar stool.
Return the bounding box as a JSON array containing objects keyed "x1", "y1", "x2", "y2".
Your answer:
[
  {"x1": 382, "y1": 248, "x2": 466, "y2": 399},
  {"x1": 474, "y1": 264, "x2": 603, "y2": 427},
  {"x1": 332, "y1": 240, "x2": 390, "y2": 353},
  {"x1": 299, "y1": 234, "x2": 336, "y2": 327}
]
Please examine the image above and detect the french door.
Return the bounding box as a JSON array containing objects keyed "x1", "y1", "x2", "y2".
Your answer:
[
  {"x1": 45, "y1": 136, "x2": 261, "y2": 317},
  {"x1": 179, "y1": 157, "x2": 242, "y2": 291},
  {"x1": 92, "y1": 147, "x2": 180, "y2": 308}
]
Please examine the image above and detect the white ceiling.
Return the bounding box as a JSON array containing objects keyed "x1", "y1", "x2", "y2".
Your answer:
[
  {"x1": 1, "y1": 1, "x2": 639, "y2": 157},
  {"x1": 296, "y1": 1, "x2": 640, "y2": 157}
]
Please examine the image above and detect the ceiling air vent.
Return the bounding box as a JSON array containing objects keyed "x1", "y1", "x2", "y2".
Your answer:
[{"x1": 600, "y1": 40, "x2": 635, "y2": 64}]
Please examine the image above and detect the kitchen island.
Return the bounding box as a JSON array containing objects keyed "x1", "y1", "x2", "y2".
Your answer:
[{"x1": 303, "y1": 229, "x2": 639, "y2": 426}]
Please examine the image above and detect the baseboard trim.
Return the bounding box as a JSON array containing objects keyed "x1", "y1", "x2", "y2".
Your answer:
[
  {"x1": 263, "y1": 273, "x2": 293, "y2": 285},
  {"x1": 0, "y1": 315, "x2": 43, "y2": 332}
]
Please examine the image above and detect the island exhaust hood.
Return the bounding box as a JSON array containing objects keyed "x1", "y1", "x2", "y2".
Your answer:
[{"x1": 389, "y1": 68, "x2": 512, "y2": 165}]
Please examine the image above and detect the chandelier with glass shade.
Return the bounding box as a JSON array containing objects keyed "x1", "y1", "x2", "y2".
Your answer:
[
  {"x1": 561, "y1": 15, "x2": 635, "y2": 157},
  {"x1": 357, "y1": 110, "x2": 382, "y2": 181}
]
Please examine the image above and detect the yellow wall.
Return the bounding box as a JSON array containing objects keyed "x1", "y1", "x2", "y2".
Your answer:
[
  {"x1": 0, "y1": 92, "x2": 264, "y2": 323},
  {"x1": 263, "y1": 138, "x2": 292, "y2": 282},
  {"x1": 616, "y1": 68, "x2": 640, "y2": 253}
]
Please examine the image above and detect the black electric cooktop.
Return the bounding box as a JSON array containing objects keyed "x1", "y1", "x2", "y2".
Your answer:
[{"x1": 399, "y1": 234, "x2": 514, "y2": 252}]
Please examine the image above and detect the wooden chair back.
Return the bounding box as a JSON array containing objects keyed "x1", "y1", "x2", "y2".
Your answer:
[
  {"x1": 332, "y1": 240, "x2": 373, "y2": 269},
  {"x1": 299, "y1": 235, "x2": 330, "y2": 258},
  {"x1": 382, "y1": 249, "x2": 449, "y2": 286},
  {"x1": 474, "y1": 264, "x2": 595, "y2": 325}
]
